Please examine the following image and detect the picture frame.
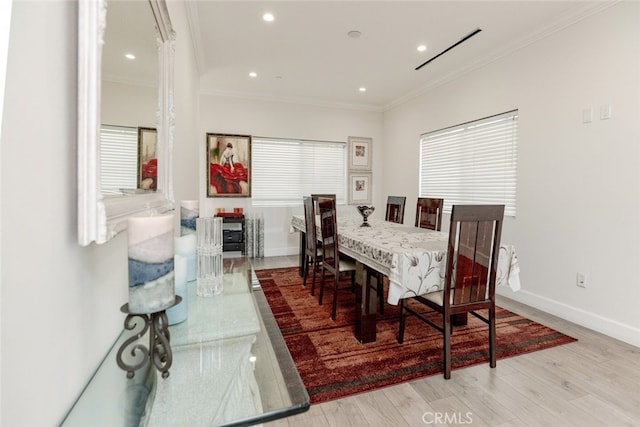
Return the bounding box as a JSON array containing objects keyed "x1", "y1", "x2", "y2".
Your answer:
[
  {"x1": 348, "y1": 172, "x2": 372, "y2": 204},
  {"x1": 137, "y1": 127, "x2": 158, "y2": 190},
  {"x1": 348, "y1": 136, "x2": 372, "y2": 171},
  {"x1": 206, "y1": 133, "x2": 252, "y2": 197}
]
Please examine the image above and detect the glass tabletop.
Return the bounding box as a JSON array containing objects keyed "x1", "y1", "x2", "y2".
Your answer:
[{"x1": 61, "y1": 257, "x2": 310, "y2": 426}]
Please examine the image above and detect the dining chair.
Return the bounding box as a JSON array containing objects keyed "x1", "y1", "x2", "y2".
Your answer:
[
  {"x1": 302, "y1": 196, "x2": 322, "y2": 294},
  {"x1": 415, "y1": 197, "x2": 444, "y2": 231},
  {"x1": 366, "y1": 194, "x2": 409, "y2": 313},
  {"x1": 398, "y1": 204, "x2": 505, "y2": 379},
  {"x1": 385, "y1": 196, "x2": 406, "y2": 224},
  {"x1": 317, "y1": 197, "x2": 356, "y2": 320}
]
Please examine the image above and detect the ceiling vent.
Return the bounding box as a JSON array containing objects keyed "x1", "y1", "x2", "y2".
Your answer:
[{"x1": 415, "y1": 28, "x2": 482, "y2": 71}]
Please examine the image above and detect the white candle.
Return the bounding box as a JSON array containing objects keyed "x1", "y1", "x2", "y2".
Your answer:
[
  {"x1": 167, "y1": 254, "x2": 188, "y2": 325},
  {"x1": 175, "y1": 233, "x2": 197, "y2": 282},
  {"x1": 127, "y1": 214, "x2": 175, "y2": 314}
]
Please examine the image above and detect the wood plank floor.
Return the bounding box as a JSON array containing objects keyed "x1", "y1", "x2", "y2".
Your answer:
[{"x1": 250, "y1": 256, "x2": 640, "y2": 427}]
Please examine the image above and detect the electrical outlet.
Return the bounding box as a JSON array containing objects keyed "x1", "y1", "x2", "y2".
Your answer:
[{"x1": 576, "y1": 272, "x2": 587, "y2": 288}]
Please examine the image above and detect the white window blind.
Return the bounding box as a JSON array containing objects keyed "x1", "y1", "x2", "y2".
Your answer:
[
  {"x1": 100, "y1": 125, "x2": 138, "y2": 194},
  {"x1": 419, "y1": 110, "x2": 518, "y2": 216},
  {"x1": 252, "y1": 137, "x2": 347, "y2": 207}
]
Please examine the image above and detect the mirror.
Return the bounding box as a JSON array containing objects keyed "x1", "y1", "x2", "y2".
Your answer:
[{"x1": 78, "y1": 0, "x2": 175, "y2": 246}]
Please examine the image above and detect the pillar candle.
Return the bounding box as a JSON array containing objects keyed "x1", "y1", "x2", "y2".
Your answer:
[
  {"x1": 175, "y1": 233, "x2": 197, "y2": 282},
  {"x1": 180, "y1": 200, "x2": 199, "y2": 236},
  {"x1": 167, "y1": 254, "x2": 188, "y2": 325},
  {"x1": 127, "y1": 214, "x2": 175, "y2": 314}
]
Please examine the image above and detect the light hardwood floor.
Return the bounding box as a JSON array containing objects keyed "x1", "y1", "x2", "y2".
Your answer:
[{"x1": 250, "y1": 256, "x2": 640, "y2": 427}]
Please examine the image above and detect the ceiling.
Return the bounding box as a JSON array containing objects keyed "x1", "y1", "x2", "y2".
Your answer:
[
  {"x1": 185, "y1": 1, "x2": 613, "y2": 111},
  {"x1": 102, "y1": 1, "x2": 614, "y2": 111}
]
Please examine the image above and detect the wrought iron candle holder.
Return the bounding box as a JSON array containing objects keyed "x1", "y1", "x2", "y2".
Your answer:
[{"x1": 116, "y1": 296, "x2": 181, "y2": 379}]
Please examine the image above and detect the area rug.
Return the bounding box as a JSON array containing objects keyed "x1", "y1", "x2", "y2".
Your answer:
[{"x1": 255, "y1": 266, "x2": 577, "y2": 404}]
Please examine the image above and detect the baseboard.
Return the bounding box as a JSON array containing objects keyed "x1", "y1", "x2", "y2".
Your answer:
[
  {"x1": 498, "y1": 288, "x2": 640, "y2": 348},
  {"x1": 263, "y1": 246, "x2": 299, "y2": 258}
]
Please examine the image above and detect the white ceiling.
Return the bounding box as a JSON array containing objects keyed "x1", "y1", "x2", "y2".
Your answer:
[
  {"x1": 102, "y1": 1, "x2": 615, "y2": 111},
  {"x1": 185, "y1": 1, "x2": 613, "y2": 111}
]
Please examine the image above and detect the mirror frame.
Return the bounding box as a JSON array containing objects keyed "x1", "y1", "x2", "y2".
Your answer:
[{"x1": 78, "y1": 0, "x2": 175, "y2": 246}]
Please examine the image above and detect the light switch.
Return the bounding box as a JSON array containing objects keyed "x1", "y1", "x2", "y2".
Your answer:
[
  {"x1": 582, "y1": 108, "x2": 593, "y2": 124},
  {"x1": 600, "y1": 104, "x2": 612, "y2": 120}
]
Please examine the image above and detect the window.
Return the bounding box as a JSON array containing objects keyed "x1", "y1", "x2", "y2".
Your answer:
[
  {"x1": 252, "y1": 137, "x2": 347, "y2": 207},
  {"x1": 100, "y1": 125, "x2": 138, "y2": 194},
  {"x1": 419, "y1": 110, "x2": 518, "y2": 216}
]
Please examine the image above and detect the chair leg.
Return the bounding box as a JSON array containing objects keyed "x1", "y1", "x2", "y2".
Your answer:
[
  {"x1": 377, "y1": 272, "x2": 384, "y2": 314},
  {"x1": 331, "y1": 275, "x2": 339, "y2": 320},
  {"x1": 302, "y1": 255, "x2": 310, "y2": 287},
  {"x1": 318, "y1": 269, "x2": 326, "y2": 305},
  {"x1": 443, "y1": 312, "x2": 452, "y2": 379},
  {"x1": 397, "y1": 299, "x2": 406, "y2": 343},
  {"x1": 310, "y1": 259, "x2": 318, "y2": 296},
  {"x1": 489, "y1": 305, "x2": 496, "y2": 368}
]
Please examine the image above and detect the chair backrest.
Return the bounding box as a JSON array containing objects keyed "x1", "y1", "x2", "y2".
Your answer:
[
  {"x1": 318, "y1": 197, "x2": 339, "y2": 273},
  {"x1": 385, "y1": 196, "x2": 406, "y2": 224},
  {"x1": 302, "y1": 196, "x2": 317, "y2": 256},
  {"x1": 415, "y1": 197, "x2": 444, "y2": 231},
  {"x1": 444, "y1": 204, "x2": 504, "y2": 307},
  {"x1": 311, "y1": 194, "x2": 336, "y2": 217},
  {"x1": 311, "y1": 194, "x2": 336, "y2": 201}
]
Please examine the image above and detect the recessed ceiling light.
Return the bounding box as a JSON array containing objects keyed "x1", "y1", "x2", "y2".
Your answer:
[
  {"x1": 359, "y1": 87, "x2": 367, "y2": 92},
  {"x1": 125, "y1": 53, "x2": 136, "y2": 60},
  {"x1": 263, "y1": 13, "x2": 274, "y2": 22},
  {"x1": 249, "y1": 72, "x2": 257, "y2": 78},
  {"x1": 348, "y1": 30, "x2": 362, "y2": 39},
  {"x1": 417, "y1": 45, "x2": 427, "y2": 52}
]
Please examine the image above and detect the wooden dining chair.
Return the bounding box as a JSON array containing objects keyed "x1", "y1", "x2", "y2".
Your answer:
[
  {"x1": 398, "y1": 204, "x2": 505, "y2": 379},
  {"x1": 302, "y1": 196, "x2": 322, "y2": 294},
  {"x1": 415, "y1": 197, "x2": 444, "y2": 231},
  {"x1": 385, "y1": 196, "x2": 406, "y2": 224},
  {"x1": 364, "y1": 194, "x2": 408, "y2": 314},
  {"x1": 317, "y1": 197, "x2": 356, "y2": 320}
]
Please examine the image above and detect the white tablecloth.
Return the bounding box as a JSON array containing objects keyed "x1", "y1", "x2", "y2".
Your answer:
[{"x1": 291, "y1": 215, "x2": 520, "y2": 305}]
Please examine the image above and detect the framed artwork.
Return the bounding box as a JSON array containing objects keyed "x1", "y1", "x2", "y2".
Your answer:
[
  {"x1": 348, "y1": 136, "x2": 372, "y2": 171},
  {"x1": 137, "y1": 127, "x2": 157, "y2": 190},
  {"x1": 206, "y1": 133, "x2": 251, "y2": 197},
  {"x1": 348, "y1": 172, "x2": 372, "y2": 204}
]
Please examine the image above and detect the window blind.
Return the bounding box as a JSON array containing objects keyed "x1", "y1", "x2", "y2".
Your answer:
[
  {"x1": 252, "y1": 137, "x2": 347, "y2": 207},
  {"x1": 419, "y1": 110, "x2": 518, "y2": 216},
  {"x1": 100, "y1": 124, "x2": 138, "y2": 194}
]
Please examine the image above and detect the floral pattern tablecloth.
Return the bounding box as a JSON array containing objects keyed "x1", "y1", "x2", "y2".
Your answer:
[{"x1": 291, "y1": 215, "x2": 520, "y2": 305}]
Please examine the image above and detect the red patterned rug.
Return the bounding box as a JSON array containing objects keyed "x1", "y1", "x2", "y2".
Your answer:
[{"x1": 255, "y1": 266, "x2": 577, "y2": 404}]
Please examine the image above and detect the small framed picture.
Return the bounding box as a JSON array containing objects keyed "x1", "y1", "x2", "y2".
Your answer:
[
  {"x1": 206, "y1": 133, "x2": 251, "y2": 197},
  {"x1": 137, "y1": 127, "x2": 157, "y2": 190},
  {"x1": 348, "y1": 136, "x2": 372, "y2": 171},
  {"x1": 348, "y1": 173, "x2": 372, "y2": 204}
]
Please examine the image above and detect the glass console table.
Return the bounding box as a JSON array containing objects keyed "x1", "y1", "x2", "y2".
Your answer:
[{"x1": 62, "y1": 257, "x2": 310, "y2": 426}]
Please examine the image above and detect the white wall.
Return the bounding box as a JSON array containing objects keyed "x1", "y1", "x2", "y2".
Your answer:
[
  {"x1": 0, "y1": 0, "x2": 12, "y2": 419},
  {"x1": 0, "y1": 1, "x2": 200, "y2": 425},
  {"x1": 383, "y1": 2, "x2": 640, "y2": 346},
  {"x1": 168, "y1": 1, "x2": 201, "y2": 217},
  {"x1": 101, "y1": 81, "x2": 157, "y2": 127},
  {"x1": 198, "y1": 96, "x2": 383, "y2": 256}
]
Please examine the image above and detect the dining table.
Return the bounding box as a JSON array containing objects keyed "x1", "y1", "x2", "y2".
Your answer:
[{"x1": 291, "y1": 214, "x2": 521, "y2": 343}]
